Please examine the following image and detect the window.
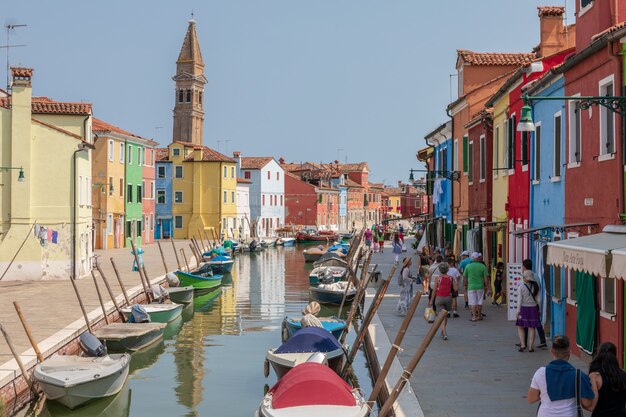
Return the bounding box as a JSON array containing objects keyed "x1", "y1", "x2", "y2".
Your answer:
[
  {"x1": 175, "y1": 216, "x2": 183, "y2": 229},
  {"x1": 521, "y1": 132, "x2": 529, "y2": 167},
  {"x1": 138, "y1": 147, "x2": 142, "y2": 166},
  {"x1": 108, "y1": 176, "x2": 114, "y2": 196},
  {"x1": 186, "y1": 89, "x2": 191, "y2": 103},
  {"x1": 580, "y1": 0, "x2": 593, "y2": 15},
  {"x1": 142, "y1": 181, "x2": 146, "y2": 198},
  {"x1": 108, "y1": 140, "x2": 114, "y2": 161},
  {"x1": 534, "y1": 124, "x2": 541, "y2": 182},
  {"x1": 119, "y1": 178, "x2": 124, "y2": 197},
  {"x1": 127, "y1": 184, "x2": 133, "y2": 203},
  {"x1": 157, "y1": 189, "x2": 166, "y2": 204},
  {"x1": 150, "y1": 181, "x2": 154, "y2": 199},
  {"x1": 107, "y1": 214, "x2": 113, "y2": 235},
  {"x1": 494, "y1": 126, "x2": 499, "y2": 177},
  {"x1": 262, "y1": 195, "x2": 266, "y2": 206},
  {"x1": 126, "y1": 221, "x2": 131, "y2": 238},
  {"x1": 231, "y1": 166, "x2": 235, "y2": 178},
  {"x1": 172, "y1": 148, "x2": 180, "y2": 157},
  {"x1": 128, "y1": 145, "x2": 134, "y2": 164},
  {"x1": 280, "y1": 195, "x2": 283, "y2": 206},
  {"x1": 174, "y1": 191, "x2": 183, "y2": 203},
  {"x1": 600, "y1": 277, "x2": 616, "y2": 315},
  {"x1": 223, "y1": 191, "x2": 227, "y2": 203},
  {"x1": 479, "y1": 135, "x2": 486, "y2": 181},
  {"x1": 599, "y1": 76, "x2": 615, "y2": 157},
  {"x1": 468, "y1": 141, "x2": 474, "y2": 184},
  {"x1": 175, "y1": 166, "x2": 183, "y2": 178},
  {"x1": 462, "y1": 136, "x2": 468, "y2": 173},
  {"x1": 178, "y1": 90, "x2": 184, "y2": 103},
  {"x1": 568, "y1": 96, "x2": 581, "y2": 164},
  {"x1": 276, "y1": 172, "x2": 280, "y2": 181},
  {"x1": 267, "y1": 171, "x2": 271, "y2": 180},
  {"x1": 231, "y1": 191, "x2": 235, "y2": 203},
  {"x1": 137, "y1": 220, "x2": 142, "y2": 236},
  {"x1": 244, "y1": 171, "x2": 251, "y2": 179},
  {"x1": 224, "y1": 166, "x2": 227, "y2": 178},
  {"x1": 453, "y1": 139, "x2": 458, "y2": 171},
  {"x1": 137, "y1": 185, "x2": 142, "y2": 203},
  {"x1": 199, "y1": 91, "x2": 203, "y2": 104},
  {"x1": 502, "y1": 120, "x2": 508, "y2": 173},
  {"x1": 507, "y1": 115, "x2": 516, "y2": 170},
  {"x1": 120, "y1": 143, "x2": 125, "y2": 163},
  {"x1": 157, "y1": 166, "x2": 166, "y2": 179},
  {"x1": 554, "y1": 112, "x2": 562, "y2": 178},
  {"x1": 553, "y1": 266, "x2": 562, "y2": 299}
]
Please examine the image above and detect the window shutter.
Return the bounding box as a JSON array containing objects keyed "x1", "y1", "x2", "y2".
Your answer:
[
  {"x1": 426, "y1": 172, "x2": 433, "y2": 196},
  {"x1": 462, "y1": 136, "x2": 468, "y2": 173}
]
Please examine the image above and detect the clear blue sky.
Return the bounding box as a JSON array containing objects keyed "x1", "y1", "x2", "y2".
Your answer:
[{"x1": 3, "y1": 0, "x2": 573, "y2": 184}]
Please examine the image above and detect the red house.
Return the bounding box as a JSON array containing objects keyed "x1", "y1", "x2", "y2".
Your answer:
[{"x1": 465, "y1": 109, "x2": 493, "y2": 223}]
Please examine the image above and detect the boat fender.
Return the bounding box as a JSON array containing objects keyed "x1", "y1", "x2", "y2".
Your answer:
[
  {"x1": 305, "y1": 352, "x2": 327, "y2": 365},
  {"x1": 263, "y1": 358, "x2": 270, "y2": 378},
  {"x1": 281, "y1": 320, "x2": 289, "y2": 343}
]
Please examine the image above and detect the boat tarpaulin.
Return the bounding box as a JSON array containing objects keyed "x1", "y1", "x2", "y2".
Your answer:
[
  {"x1": 275, "y1": 327, "x2": 340, "y2": 353},
  {"x1": 270, "y1": 363, "x2": 356, "y2": 409},
  {"x1": 608, "y1": 247, "x2": 626, "y2": 279},
  {"x1": 546, "y1": 231, "x2": 626, "y2": 277},
  {"x1": 575, "y1": 271, "x2": 597, "y2": 355}
]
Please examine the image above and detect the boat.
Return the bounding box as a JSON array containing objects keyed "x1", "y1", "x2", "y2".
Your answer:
[
  {"x1": 33, "y1": 353, "x2": 130, "y2": 410},
  {"x1": 45, "y1": 380, "x2": 131, "y2": 417},
  {"x1": 302, "y1": 246, "x2": 325, "y2": 263},
  {"x1": 175, "y1": 269, "x2": 223, "y2": 291},
  {"x1": 94, "y1": 323, "x2": 166, "y2": 352},
  {"x1": 204, "y1": 255, "x2": 234, "y2": 274},
  {"x1": 309, "y1": 282, "x2": 356, "y2": 305},
  {"x1": 276, "y1": 237, "x2": 296, "y2": 246},
  {"x1": 312, "y1": 252, "x2": 348, "y2": 268},
  {"x1": 260, "y1": 238, "x2": 276, "y2": 248},
  {"x1": 340, "y1": 232, "x2": 354, "y2": 241},
  {"x1": 193, "y1": 286, "x2": 222, "y2": 312},
  {"x1": 120, "y1": 303, "x2": 183, "y2": 324},
  {"x1": 265, "y1": 327, "x2": 345, "y2": 379},
  {"x1": 308, "y1": 266, "x2": 349, "y2": 285},
  {"x1": 167, "y1": 285, "x2": 194, "y2": 305},
  {"x1": 256, "y1": 362, "x2": 368, "y2": 417},
  {"x1": 295, "y1": 231, "x2": 339, "y2": 243},
  {"x1": 241, "y1": 240, "x2": 264, "y2": 252},
  {"x1": 281, "y1": 316, "x2": 347, "y2": 342}
]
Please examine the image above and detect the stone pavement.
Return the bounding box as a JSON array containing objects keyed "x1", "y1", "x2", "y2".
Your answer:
[
  {"x1": 369, "y1": 238, "x2": 588, "y2": 417},
  {"x1": 0, "y1": 239, "x2": 197, "y2": 384}
]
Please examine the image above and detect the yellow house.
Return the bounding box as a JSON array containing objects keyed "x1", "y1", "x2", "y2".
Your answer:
[
  {"x1": 0, "y1": 68, "x2": 93, "y2": 280},
  {"x1": 490, "y1": 92, "x2": 510, "y2": 263},
  {"x1": 384, "y1": 187, "x2": 403, "y2": 218},
  {"x1": 169, "y1": 142, "x2": 237, "y2": 239}
]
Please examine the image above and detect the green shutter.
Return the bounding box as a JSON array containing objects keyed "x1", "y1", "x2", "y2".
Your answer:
[
  {"x1": 426, "y1": 172, "x2": 433, "y2": 196},
  {"x1": 463, "y1": 136, "x2": 468, "y2": 173}
]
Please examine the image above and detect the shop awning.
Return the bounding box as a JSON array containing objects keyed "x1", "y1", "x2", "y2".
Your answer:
[
  {"x1": 546, "y1": 227, "x2": 626, "y2": 277},
  {"x1": 608, "y1": 247, "x2": 626, "y2": 279}
]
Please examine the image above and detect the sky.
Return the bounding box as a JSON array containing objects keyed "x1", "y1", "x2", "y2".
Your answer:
[{"x1": 3, "y1": 0, "x2": 574, "y2": 184}]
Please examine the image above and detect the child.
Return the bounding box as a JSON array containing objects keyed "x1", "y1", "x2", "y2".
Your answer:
[
  {"x1": 392, "y1": 234, "x2": 402, "y2": 264},
  {"x1": 492, "y1": 262, "x2": 505, "y2": 306}
]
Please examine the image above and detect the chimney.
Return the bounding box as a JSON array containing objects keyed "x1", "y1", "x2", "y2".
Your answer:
[
  {"x1": 537, "y1": 6, "x2": 571, "y2": 57},
  {"x1": 10, "y1": 67, "x2": 33, "y2": 217},
  {"x1": 233, "y1": 151, "x2": 242, "y2": 176},
  {"x1": 278, "y1": 157, "x2": 285, "y2": 164}
]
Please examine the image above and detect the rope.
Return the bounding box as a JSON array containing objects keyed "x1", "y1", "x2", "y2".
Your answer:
[{"x1": 391, "y1": 344, "x2": 404, "y2": 353}]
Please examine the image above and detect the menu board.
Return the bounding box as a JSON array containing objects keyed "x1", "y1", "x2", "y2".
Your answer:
[{"x1": 507, "y1": 263, "x2": 523, "y2": 321}]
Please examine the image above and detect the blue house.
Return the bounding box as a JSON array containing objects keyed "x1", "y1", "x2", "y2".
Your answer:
[
  {"x1": 527, "y1": 73, "x2": 567, "y2": 338},
  {"x1": 155, "y1": 149, "x2": 173, "y2": 239}
]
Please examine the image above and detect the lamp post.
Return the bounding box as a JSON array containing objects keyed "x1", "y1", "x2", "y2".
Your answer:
[{"x1": 0, "y1": 166, "x2": 25, "y2": 182}]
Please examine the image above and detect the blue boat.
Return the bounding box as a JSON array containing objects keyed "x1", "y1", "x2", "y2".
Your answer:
[
  {"x1": 281, "y1": 316, "x2": 346, "y2": 342},
  {"x1": 204, "y1": 255, "x2": 234, "y2": 274}
]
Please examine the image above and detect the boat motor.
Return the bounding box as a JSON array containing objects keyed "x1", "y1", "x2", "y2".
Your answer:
[
  {"x1": 305, "y1": 352, "x2": 328, "y2": 365},
  {"x1": 165, "y1": 272, "x2": 180, "y2": 287},
  {"x1": 78, "y1": 332, "x2": 107, "y2": 357}
]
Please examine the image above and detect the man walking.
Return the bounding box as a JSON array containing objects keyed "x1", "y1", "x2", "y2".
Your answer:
[
  {"x1": 458, "y1": 251, "x2": 471, "y2": 309},
  {"x1": 447, "y1": 257, "x2": 461, "y2": 318},
  {"x1": 463, "y1": 252, "x2": 490, "y2": 322}
]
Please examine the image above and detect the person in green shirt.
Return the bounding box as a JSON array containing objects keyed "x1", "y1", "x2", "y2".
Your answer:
[
  {"x1": 462, "y1": 252, "x2": 491, "y2": 322},
  {"x1": 458, "y1": 251, "x2": 471, "y2": 309}
]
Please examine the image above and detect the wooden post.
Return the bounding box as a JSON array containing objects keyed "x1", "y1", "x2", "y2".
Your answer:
[
  {"x1": 109, "y1": 258, "x2": 130, "y2": 306},
  {"x1": 204, "y1": 230, "x2": 213, "y2": 250},
  {"x1": 377, "y1": 310, "x2": 447, "y2": 417},
  {"x1": 338, "y1": 249, "x2": 366, "y2": 317},
  {"x1": 0, "y1": 322, "x2": 37, "y2": 395},
  {"x1": 181, "y1": 249, "x2": 190, "y2": 272},
  {"x1": 368, "y1": 293, "x2": 423, "y2": 408},
  {"x1": 69, "y1": 276, "x2": 93, "y2": 333},
  {"x1": 96, "y1": 268, "x2": 126, "y2": 322},
  {"x1": 190, "y1": 243, "x2": 201, "y2": 266},
  {"x1": 170, "y1": 238, "x2": 182, "y2": 270},
  {"x1": 130, "y1": 239, "x2": 151, "y2": 302},
  {"x1": 13, "y1": 302, "x2": 44, "y2": 363},
  {"x1": 157, "y1": 241, "x2": 169, "y2": 274},
  {"x1": 198, "y1": 229, "x2": 207, "y2": 251},
  {"x1": 90, "y1": 270, "x2": 109, "y2": 325},
  {"x1": 192, "y1": 238, "x2": 203, "y2": 260},
  {"x1": 339, "y1": 253, "x2": 373, "y2": 338}
]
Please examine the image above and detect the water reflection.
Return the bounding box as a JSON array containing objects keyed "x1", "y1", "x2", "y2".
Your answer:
[{"x1": 41, "y1": 382, "x2": 131, "y2": 417}]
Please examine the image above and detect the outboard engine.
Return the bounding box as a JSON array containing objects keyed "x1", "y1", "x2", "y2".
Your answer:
[
  {"x1": 305, "y1": 352, "x2": 328, "y2": 365},
  {"x1": 128, "y1": 304, "x2": 151, "y2": 323},
  {"x1": 249, "y1": 240, "x2": 258, "y2": 251},
  {"x1": 79, "y1": 332, "x2": 107, "y2": 357},
  {"x1": 166, "y1": 272, "x2": 180, "y2": 287},
  {"x1": 320, "y1": 268, "x2": 334, "y2": 284}
]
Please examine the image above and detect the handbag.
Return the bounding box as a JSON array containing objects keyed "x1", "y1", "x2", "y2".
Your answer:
[
  {"x1": 575, "y1": 369, "x2": 583, "y2": 417},
  {"x1": 423, "y1": 307, "x2": 435, "y2": 323}
]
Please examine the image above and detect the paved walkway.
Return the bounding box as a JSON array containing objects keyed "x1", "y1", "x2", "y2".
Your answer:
[
  {"x1": 0, "y1": 239, "x2": 197, "y2": 385},
  {"x1": 369, "y1": 239, "x2": 588, "y2": 417}
]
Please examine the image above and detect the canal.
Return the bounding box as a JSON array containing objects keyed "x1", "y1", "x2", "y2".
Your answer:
[{"x1": 28, "y1": 245, "x2": 374, "y2": 417}]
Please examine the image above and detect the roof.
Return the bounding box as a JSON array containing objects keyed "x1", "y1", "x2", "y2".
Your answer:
[
  {"x1": 241, "y1": 157, "x2": 274, "y2": 169},
  {"x1": 384, "y1": 187, "x2": 403, "y2": 196},
  {"x1": 11, "y1": 67, "x2": 33, "y2": 78},
  {"x1": 337, "y1": 162, "x2": 368, "y2": 173},
  {"x1": 448, "y1": 69, "x2": 517, "y2": 111},
  {"x1": 416, "y1": 146, "x2": 434, "y2": 162},
  {"x1": 591, "y1": 21, "x2": 626, "y2": 42},
  {"x1": 344, "y1": 178, "x2": 364, "y2": 188},
  {"x1": 465, "y1": 108, "x2": 493, "y2": 129},
  {"x1": 32, "y1": 117, "x2": 83, "y2": 141},
  {"x1": 525, "y1": 63, "x2": 564, "y2": 95},
  {"x1": 537, "y1": 6, "x2": 565, "y2": 17},
  {"x1": 0, "y1": 96, "x2": 92, "y2": 115},
  {"x1": 456, "y1": 50, "x2": 535, "y2": 68},
  {"x1": 92, "y1": 118, "x2": 155, "y2": 145},
  {"x1": 368, "y1": 182, "x2": 384, "y2": 190},
  {"x1": 177, "y1": 19, "x2": 204, "y2": 65},
  {"x1": 184, "y1": 146, "x2": 235, "y2": 163},
  {"x1": 155, "y1": 148, "x2": 170, "y2": 162}
]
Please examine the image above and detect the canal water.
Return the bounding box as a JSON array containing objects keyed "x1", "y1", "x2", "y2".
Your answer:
[{"x1": 28, "y1": 246, "x2": 375, "y2": 417}]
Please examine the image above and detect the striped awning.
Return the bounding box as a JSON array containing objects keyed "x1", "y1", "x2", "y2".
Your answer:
[{"x1": 608, "y1": 247, "x2": 626, "y2": 279}]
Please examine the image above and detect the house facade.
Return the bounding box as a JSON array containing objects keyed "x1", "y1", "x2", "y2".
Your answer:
[
  {"x1": 236, "y1": 178, "x2": 251, "y2": 239},
  {"x1": 155, "y1": 148, "x2": 173, "y2": 239}
]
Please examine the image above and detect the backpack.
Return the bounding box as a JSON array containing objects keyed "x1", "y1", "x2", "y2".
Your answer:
[{"x1": 398, "y1": 267, "x2": 405, "y2": 287}]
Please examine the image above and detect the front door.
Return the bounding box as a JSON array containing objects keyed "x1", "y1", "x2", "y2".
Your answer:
[{"x1": 550, "y1": 265, "x2": 566, "y2": 338}]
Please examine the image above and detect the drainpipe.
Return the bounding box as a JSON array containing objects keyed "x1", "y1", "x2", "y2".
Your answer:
[{"x1": 446, "y1": 107, "x2": 455, "y2": 247}]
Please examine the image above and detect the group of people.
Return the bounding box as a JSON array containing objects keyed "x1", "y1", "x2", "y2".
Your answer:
[{"x1": 364, "y1": 224, "x2": 386, "y2": 253}]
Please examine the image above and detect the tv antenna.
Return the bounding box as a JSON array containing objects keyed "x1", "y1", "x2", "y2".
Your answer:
[{"x1": 1, "y1": 23, "x2": 27, "y2": 92}]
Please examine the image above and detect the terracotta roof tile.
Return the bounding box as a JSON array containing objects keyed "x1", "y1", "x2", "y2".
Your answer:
[
  {"x1": 465, "y1": 108, "x2": 493, "y2": 129},
  {"x1": 11, "y1": 67, "x2": 33, "y2": 78},
  {"x1": 592, "y1": 21, "x2": 626, "y2": 42},
  {"x1": 0, "y1": 96, "x2": 92, "y2": 115},
  {"x1": 241, "y1": 157, "x2": 274, "y2": 169},
  {"x1": 183, "y1": 146, "x2": 235, "y2": 163},
  {"x1": 537, "y1": 6, "x2": 565, "y2": 17},
  {"x1": 93, "y1": 117, "x2": 146, "y2": 139},
  {"x1": 457, "y1": 50, "x2": 535, "y2": 67},
  {"x1": 384, "y1": 187, "x2": 403, "y2": 196},
  {"x1": 344, "y1": 178, "x2": 364, "y2": 188},
  {"x1": 155, "y1": 148, "x2": 170, "y2": 162},
  {"x1": 337, "y1": 162, "x2": 368, "y2": 173}
]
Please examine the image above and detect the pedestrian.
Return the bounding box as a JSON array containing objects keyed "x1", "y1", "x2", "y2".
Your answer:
[
  {"x1": 515, "y1": 270, "x2": 541, "y2": 351},
  {"x1": 378, "y1": 225, "x2": 385, "y2": 253},
  {"x1": 372, "y1": 226, "x2": 379, "y2": 252},
  {"x1": 527, "y1": 335, "x2": 596, "y2": 416},
  {"x1": 588, "y1": 342, "x2": 626, "y2": 417},
  {"x1": 458, "y1": 251, "x2": 471, "y2": 309},
  {"x1": 521, "y1": 259, "x2": 548, "y2": 349},
  {"x1": 391, "y1": 234, "x2": 402, "y2": 264},
  {"x1": 364, "y1": 227, "x2": 373, "y2": 250},
  {"x1": 462, "y1": 252, "x2": 490, "y2": 322},
  {"x1": 398, "y1": 223, "x2": 404, "y2": 244},
  {"x1": 426, "y1": 255, "x2": 443, "y2": 307},
  {"x1": 446, "y1": 257, "x2": 461, "y2": 318},
  {"x1": 429, "y1": 262, "x2": 457, "y2": 340},
  {"x1": 492, "y1": 261, "x2": 505, "y2": 306},
  {"x1": 396, "y1": 257, "x2": 416, "y2": 316}
]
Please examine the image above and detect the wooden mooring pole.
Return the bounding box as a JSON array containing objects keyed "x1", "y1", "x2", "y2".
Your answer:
[
  {"x1": 171, "y1": 238, "x2": 182, "y2": 270},
  {"x1": 157, "y1": 240, "x2": 169, "y2": 274},
  {"x1": 0, "y1": 322, "x2": 37, "y2": 395},
  {"x1": 96, "y1": 268, "x2": 126, "y2": 322},
  {"x1": 13, "y1": 302, "x2": 44, "y2": 363},
  {"x1": 109, "y1": 258, "x2": 131, "y2": 306},
  {"x1": 90, "y1": 270, "x2": 109, "y2": 325}
]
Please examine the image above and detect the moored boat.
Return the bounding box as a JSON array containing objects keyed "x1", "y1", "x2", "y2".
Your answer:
[
  {"x1": 204, "y1": 255, "x2": 234, "y2": 274},
  {"x1": 295, "y1": 231, "x2": 339, "y2": 243},
  {"x1": 34, "y1": 353, "x2": 130, "y2": 410},
  {"x1": 276, "y1": 237, "x2": 296, "y2": 246},
  {"x1": 312, "y1": 252, "x2": 348, "y2": 268},
  {"x1": 175, "y1": 269, "x2": 223, "y2": 291},
  {"x1": 302, "y1": 246, "x2": 325, "y2": 263},
  {"x1": 94, "y1": 323, "x2": 166, "y2": 352},
  {"x1": 308, "y1": 266, "x2": 349, "y2": 285},
  {"x1": 256, "y1": 362, "x2": 368, "y2": 417},
  {"x1": 309, "y1": 282, "x2": 356, "y2": 305},
  {"x1": 281, "y1": 316, "x2": 347, "y2": 342},
  {"x1": 121, "y1": 303, "x2": 183, "y2": 324},
  {"x1": 167, "y1": 285, "x2": 194, "y2": 304},
  {"x1": 265, "y1": 327, "x2": 345, "y2": 379}
]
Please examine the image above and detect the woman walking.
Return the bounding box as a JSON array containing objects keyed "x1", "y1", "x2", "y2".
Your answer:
[
  {"x1": 589, "y1": 342, "x2": 626, "y2": 417},
  {"x1": 396, "y1": 257, "x2": 416, "y2": 316},
  {"x1": 392, "y1": 234, "x2": 403, "y2": 264},
  {"x1": 364, "y1": 227, "x2": 373, "y2": 251},
  {"x1": 515, "y1": 270, "x2": 541, "y2": 352},
  {"x1": 377, "y1": 225, "x2": 385, "y2": 253},
  {"x1": 429, "y1": 263, "x2": 457, "y2": 340}
]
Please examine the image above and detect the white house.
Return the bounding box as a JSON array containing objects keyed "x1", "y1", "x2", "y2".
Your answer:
[
  {"x1": 234, "y1": 153, "x2": 285, "y2": 237},
  {"x1": 236, "y1": 177, "x2": 251, "y2": 239}
]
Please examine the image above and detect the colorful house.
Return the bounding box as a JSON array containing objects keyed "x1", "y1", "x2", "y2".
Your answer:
[
  {"x1": 155, "y1": 148, "x2": 173, "y2": 239},
  {"x1": 142, "y1": 146, "x2": 157, "y2": 244},
  {"x1": 236, "y1": 178, "x2": 251, "y2": 239},
  {"x1": 0, "y1": 68, "x2": 93, "y2": 280}
]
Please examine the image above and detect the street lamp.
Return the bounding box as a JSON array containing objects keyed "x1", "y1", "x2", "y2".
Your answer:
[{"x1": 0, "y1": 166, "x2": 25, "y2": 182}]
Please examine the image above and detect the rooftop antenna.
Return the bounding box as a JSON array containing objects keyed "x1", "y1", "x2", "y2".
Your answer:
[
  {"x1": 217, "y1": 139, "x2": 231, "y2": 154},
  {"x1": 2, "y1": 23, "x2": 27, "y2": 92},
  {"x1": 336, "y1": 148, "x2": 344, "y2": 161}
]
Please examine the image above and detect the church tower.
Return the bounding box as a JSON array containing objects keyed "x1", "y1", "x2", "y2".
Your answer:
[{"x1": 172, "y1": 18, "x2": 207, "y2": 146}]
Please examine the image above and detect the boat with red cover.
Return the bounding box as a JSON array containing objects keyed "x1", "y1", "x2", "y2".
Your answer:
[
  {"x1": 255, "y1": 362, "x2": 367, "y2": 417},
  {"x1": 295, "y1": 231, "x2": 339, "y2": 243}
]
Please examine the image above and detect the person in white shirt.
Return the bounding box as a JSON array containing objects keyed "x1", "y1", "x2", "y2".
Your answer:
[{"x1": 446, "y1": 257, "x2": 461, "y2": 318}]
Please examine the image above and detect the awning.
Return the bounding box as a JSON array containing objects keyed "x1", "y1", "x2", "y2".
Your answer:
[
  {"x1": 512, "y1": 225, "x2": 554, "y2": 236},
  {"x1": 609, "y1": 247, "x2": 626, "y2": 279},
  {"x1": 156, "y1": 215, "x2": 172, "y2": 220},
  {"x1": 546, "y1": 230, "x2": 626, "y2": 277}
]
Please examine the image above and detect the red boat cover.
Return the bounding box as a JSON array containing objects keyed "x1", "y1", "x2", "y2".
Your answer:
[{"x1": 270, "y1": 363, "x2": 356, "y2": 409}]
